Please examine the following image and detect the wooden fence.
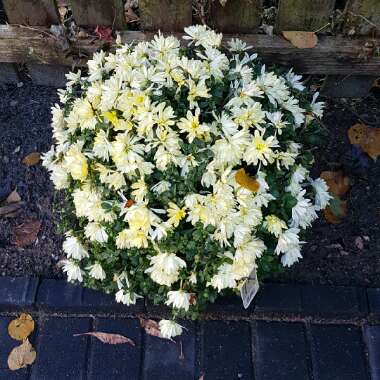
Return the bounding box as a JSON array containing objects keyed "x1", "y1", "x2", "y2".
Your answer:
[{"x1": 0, "y1": 0, "x2": 379, "y2": 95}]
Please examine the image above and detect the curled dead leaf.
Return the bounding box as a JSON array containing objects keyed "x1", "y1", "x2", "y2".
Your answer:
[
  {"x1": 235, "y1": 168, "x2": 260, "y2": 192},
  {"x1": 8, "y1": 339, "x2": 36, "y2": 371},
  {"x1": 320, "y1": 171, "x2": 350, "y2": 197},
  {"x1": 348, "y1": 123, "x2": 380, "y2": 161},
  {"x1": 74, "y1": 331, "x2": 135, "y2": 346},
  {"x1": 139, "y1": 318, "x2": 174, "y2": 341},
  {"x1": 282, "y1": 31, "x2": 318, "y2": 49},
  {"x1": 8, "y1": 313, "x2": 35, "y2": 341},
  {"x1": 6, "y1": 189, "x2": 21, "y2": 204},
  {"x1": 22, "y1": 152, "x2": 40, "y2": 166},
  {"x1": 14, "y1": 220, "x2": 41, "y2": 247},
  {"x1": 0, "y1": 202, "x2": 23, "y2": 218},
  {"x1": 324, "y1": 197, "x2": 347, "y2": 224}
]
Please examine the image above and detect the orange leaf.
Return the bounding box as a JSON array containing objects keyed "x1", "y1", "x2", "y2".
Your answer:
[
  {"x1": 74, "y1": 331, "x2": 135, "y2": 346},
  {"x1": 320, "y1": 171, "x2": 350, "y2": 197},
  {"x1": 14, "y1": 220, "x2": 41, "y2": 247},
  {"x1": 22, "y1": 152, "x2": 40, "y2": 166},
  {"x1": 235, "y1": 168, "x2": 260, "y2": 192},
  {"x1": 282, "y1": 31, "x2": 318, "y2": 49},
  {"x1": 324, "y1": 201, "x2": 347, "y2": 224},
  {"x1": 348, "y1": 123, "x2": 380, "y2": 160}
]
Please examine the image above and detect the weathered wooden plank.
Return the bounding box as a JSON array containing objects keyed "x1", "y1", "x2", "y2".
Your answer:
[
  {"x1": 210, "y1": 0, "x2": 262, "y2": 33},
  {"x1": 139, "y1": 0, "x2": 192, "y2": 32},
  {"x1": 2, "y1": 0, "x2": 59, "y2": 25},
  {"x1": 276, "y1": 0, "x2": 336, "y2": 31},
  {"x1": 321, "y1": 75, "x2": 375, "y2": 97},
  {"x1": 344, "y1": 0, "x2": 380, "y2": 35},
  {"x1": 69, "y1": 0, "x2": 125, "y2": 29},
  {"x1": 1, "y1": 26, "x2": 380, "y2": 76}
]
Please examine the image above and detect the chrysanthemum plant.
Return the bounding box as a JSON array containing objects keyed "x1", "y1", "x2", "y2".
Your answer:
[{"x1": 43, "y1": 25, "x2": 331, "y2": 338}]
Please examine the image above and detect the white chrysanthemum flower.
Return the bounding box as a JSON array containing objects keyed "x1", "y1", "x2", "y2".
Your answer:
[
  {"x1": 290, "y1": 190, "x2": 318, "y2": 229},
  {"x1": 49, "y1": 163, "x2": 69, "y2": 189},
  {"x1": 167, "y1": 202, "x2": 186, "y2": 227},
  {"x1": 62, "y1": 235, "x2": 89, "y2": 260},
  {"x1": 285, "y1": 69, "x2": 305, "y2": 91},
  {"x1": 145, "y1": 252, "x2": 186, "y2": 286},
  {"x1": 62, "y1": 260, "x2": 83, "y2": 282},
  {"x1": 87, "y1": 262, "x2": 106, "y2": 280},
  {"x1": 115, "y1": 289, "x2": 141, "y2": 305},
  {"x1": 63, "y1": 143, "x2": 88, "y2": 181},
  {"x1": 151, "y1": 180, "x2": 171, "y2": 194},
  {"x1": 84, "y1": 222, "x2": 108, "y2": 243},
  {"x1": 166, "y1": 290, "x2": 192, "y2": 311},
  {"x1": 263, "y1": 215, "x2": 288, "y2": 237},
  {"x1": 244, "y1": 130, "x2": 279, "y2": 166},
  {"x1": 227, "y1": 38, "x2": 252, "y2": 52},
  {"x1": 310, "y1": 177, "x2": 332, "y2": 210},
  {"x1": 311, "y1": 92, "x2": 325, "y2": 118},
  {"x1": 159, "y1": 320, "x2": 183, "y2": 339},
  {"x1": 93, "y1": 130, "x2": 112, "y2": 161}
]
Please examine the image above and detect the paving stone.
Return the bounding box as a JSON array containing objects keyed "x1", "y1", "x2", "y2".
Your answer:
[
  {"x1": 83, "y1": 287, "x2": 145, "y2": 314},
  {"x1": 254, "y1": 284, "x2": 302, "y2": 313},
  {"x1": 203, "y1": 321, "x2": 253, "y2": 380},
  {"x1": 143, "y1": 321, "x2": 196, "y2": 380},
  {"x1": 367, "y1": 288, "x2": 380, "y2": 315},
  {"x1": 254, "y1": 321, "x2": 309, "y2": 380},
  {"x1": 0, "y1": 276, "x2": 38, "y2": 310},
  {"x1": 30, "y1": 317, "x2": 91, "y2": 380},
  {"x1": 364, "y1": 325, "x2": 380, "y2": 380},
  {"x1": 88, "y1": 318, "x2": 141, "y2": 380},
  {"x1": 309, "y1": 324, "x2": 368, "y2": 380},
  {"x1": 205, "y1": 295, "x2": 251, "y2": 317},
  {"x1": 36, "y1": 279, "x2": 83, "y2": 311},
  {"x1": 0, "y1": 316, "x2": 36, "y2": 380},
  {"x1": 301, "y1": 285, "x2": 368, "y2": 315}
]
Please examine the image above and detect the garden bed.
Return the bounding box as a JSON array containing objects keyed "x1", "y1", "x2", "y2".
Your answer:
[{"x1": 0, "y1": 82, "x2": 379, "y2": 286}]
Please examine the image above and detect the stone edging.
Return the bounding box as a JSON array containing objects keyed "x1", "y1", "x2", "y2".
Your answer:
[{"x1": 1, "y1": 276, "x2": 380, "y2": 321}]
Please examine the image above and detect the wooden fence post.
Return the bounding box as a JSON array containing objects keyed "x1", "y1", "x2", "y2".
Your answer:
[
  {"x1": 276, "y1": 0, "x2": 336, "y2": 32},
  {"x1": 322, "y1": 0, "x2": 380, "y2": 97},
  {"x1": 2, "y1": 0, "x2": 59, "y2": 25},
  {"x1": 139, "y1": 0, "x2": 192, "y2": 32},
  {"x1": 210, "y1": 0, "x2": 262, "y2": 33},
  {"x1": 69, "y1": 0, "x2": 125, "y2": 30}
]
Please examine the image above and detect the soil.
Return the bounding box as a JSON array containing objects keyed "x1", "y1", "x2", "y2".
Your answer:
[{"x1": 0, "y1": 82, "x2": 379, "y2": 286}]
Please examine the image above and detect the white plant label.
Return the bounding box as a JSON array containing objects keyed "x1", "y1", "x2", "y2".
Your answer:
[{"x1": 240, "y1": 268, "x2": 259, "y2": 309}]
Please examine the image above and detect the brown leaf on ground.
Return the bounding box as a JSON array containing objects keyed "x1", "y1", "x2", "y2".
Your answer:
[
  {"x1": 320, "y1": 171, "x2": 350, "y2": 197},
  {"x1": 348, "y1": 123, "x2": 380, "y2": 160},
  {"x1": 73, "y1": 332, "x2": 135, "y2": 346},
  {"x1": 8, "y1": 339, "x2": 36, "y2": 371},
  {"x1": 282, "y1": 31, "x2": 318, "y2": 49},
  {"x1": 14, "y1": 220, "x2": 41, "y2": 247},
  {"x1": 324, "y1": 200, "x2": 347, "y2": 224},
  {"x1": 22, "y1": 152, "x2": 40, "y2": 166},
  {"x1": 235, "y1": 168, "x2": 260, "y2": 192},
  {"x1": 139, "y1": 318, "x2": 174, "y2": 341},
  {"x1": 8, "y1": 313, "x2": 35, "y2": 341},
  {"x1": 6, "y1": 189, "x2": 21, "y2": 204},
  {"x1": 94, "y1": 25, "x2": 113, "y2": 42}
]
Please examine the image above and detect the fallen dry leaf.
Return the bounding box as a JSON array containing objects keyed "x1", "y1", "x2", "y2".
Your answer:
[
  {"x1": 8, "y1": 313, "x2": 35, "y2": 341},
  {"x1": 8, "y1": 339, "x2": 36, "y2": 371},
  {"x1": 139, "y1": 318, "x2": 174, "y2": 341},
  {"x1": 73, "y1": 331, "x2": 135, "y2": 346},
  {"x1": 282, "y1": 31, "x2": 318, "y2": 49},
  {"x1": 22, "y1": 152, "x2": 40, "y2": 166},
  {"x1": 6, "y1": 189, "x2": 21, "y2": 204},
  {"x1": 14, "y1": 220, "x2": 41, "y2": 247},
  {"x1": 235, "y1": 168, "x2": 260, "y2": 192},
  {"x1": 320, "y1": 171, "x2": 350, "y2": 197},
  {"x1": 94, "y1": 25, "x2": 113, "y2": 42},
  {"x1": 348, "y1": 123, "x2": 380, "y2": 161},
  {"x1": 324, "y1": 199, "x2": 347, "y2": 224}
]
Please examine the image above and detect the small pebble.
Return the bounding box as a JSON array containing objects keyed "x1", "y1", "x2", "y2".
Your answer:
[{"x1": 10, "y1": 100, "x2": 18, "y2": 107}]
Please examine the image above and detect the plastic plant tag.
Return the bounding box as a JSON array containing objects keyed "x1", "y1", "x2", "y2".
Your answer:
[{"x1": 240, "y1": 268, "x2": 259, "y2": 309}]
